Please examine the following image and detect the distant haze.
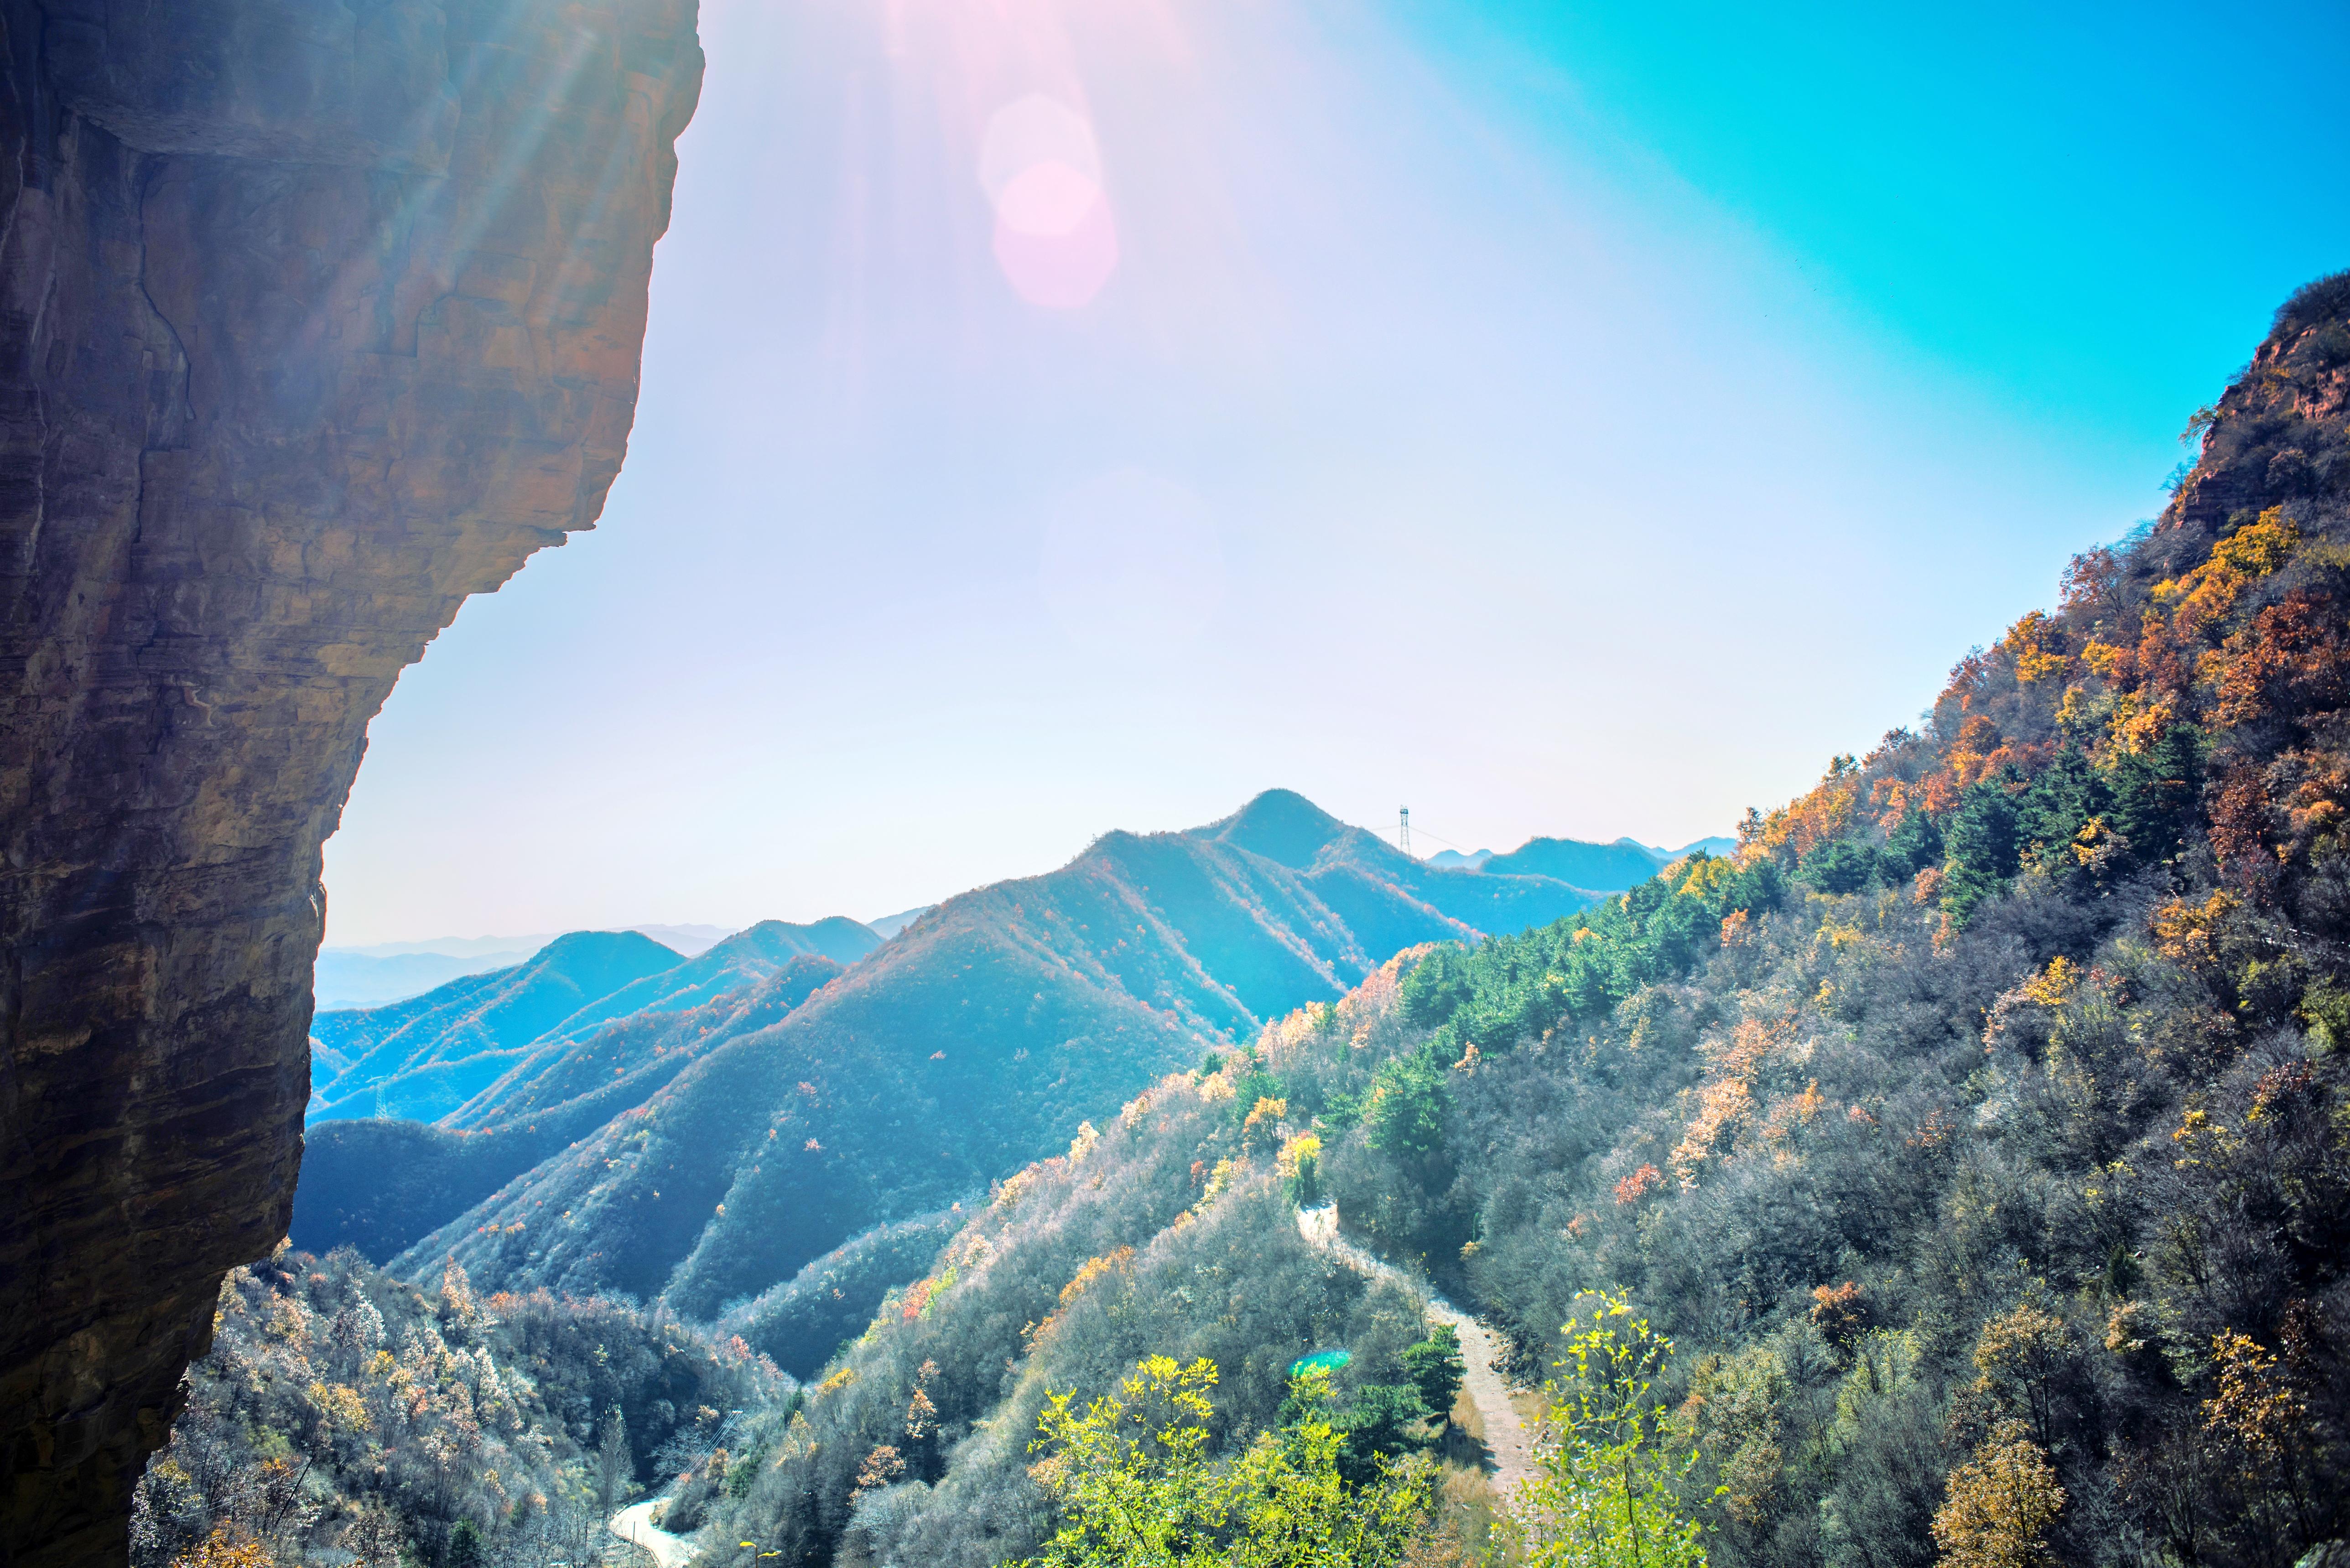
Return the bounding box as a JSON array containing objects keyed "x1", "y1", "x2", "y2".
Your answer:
[{"x1": 318, "y1": 0, "x2": 2350, "y2": 947}]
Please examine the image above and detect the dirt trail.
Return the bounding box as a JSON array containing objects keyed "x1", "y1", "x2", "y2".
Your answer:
[
  {"x1": 610, "y1": 1497, "x2": 696, "y2": 1568},
  {"x1": 1296, "y1": 1205, "x2": 1538, "y2": 1498}
]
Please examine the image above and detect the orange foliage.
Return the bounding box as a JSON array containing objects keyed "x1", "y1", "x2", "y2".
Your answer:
[
  {"x1": 1612, "y1": 1164, "x2": 1662, "y2": 1206},
  {"x1": 171, "y1": 1531, "x2": 270, "y2": 1568},
  {"x1": 1059, "y1": 1246, "x2": 1135, "y2": 1309},
  {"x1": 1930, "y1": 1419, "x2": 2066, "y2": 1568},
  {"x1": 2152, "y1": 890, "x2": 2242, "y2": 969},
  {"x1": 1808, "y1": 1281, "x2": 1868, "y2": 1346},
  {"x1": 1670, "y1": 1014, "x2": 1791, "y2": 1184}
]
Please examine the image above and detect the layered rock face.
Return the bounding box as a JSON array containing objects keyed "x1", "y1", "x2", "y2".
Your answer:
[{"x1": 0, "y1": 4, "x2": 701, "y2": 1564}]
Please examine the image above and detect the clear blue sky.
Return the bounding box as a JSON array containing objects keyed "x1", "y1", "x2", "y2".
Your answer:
[{"x1": 321, "y1": 0, "x2": 2350, "y2": 945}]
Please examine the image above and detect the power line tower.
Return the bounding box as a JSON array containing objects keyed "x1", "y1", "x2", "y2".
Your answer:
[{"x1": 1399, "y1": 806, "x2": 1412, "y2": 858}]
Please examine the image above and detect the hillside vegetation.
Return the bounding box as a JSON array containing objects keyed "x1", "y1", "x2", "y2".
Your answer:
[
  {"x1": 216, "y1": 274, "x2": 2350, "y2": 1568},
  {"x1": 129, "y1": 1244, "x2": 780, "y2": 1568},
  {"x1": 294, "y1": 956, "x2": 850, "y2": 1260},
  {"x1": 308, "y1": 931, "x2": 689, "y2": 1123},
  {"x1": 679, "y1": 274, "x2": 2350, "y2": 1568},
  {"x1": 387, "y1": 794, "x2": 1599, "y2": 1358}
]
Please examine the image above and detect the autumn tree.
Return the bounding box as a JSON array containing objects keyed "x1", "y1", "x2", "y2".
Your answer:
[
  {"x1": 1511, "y1": 1294, "x2": 1710, "y2": 1568},
  {"x1": 1016, "y1": 1355, "x2": 1430, "y2": 1568},
  {"x1": 1930, "y1": 1419, "x2": 2065, "y2": 1568}
]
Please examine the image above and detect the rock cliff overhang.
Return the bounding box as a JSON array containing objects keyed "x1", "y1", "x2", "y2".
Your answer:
[{"x1": 0, "y1": 4, "x2": 702, "y2": 1563}]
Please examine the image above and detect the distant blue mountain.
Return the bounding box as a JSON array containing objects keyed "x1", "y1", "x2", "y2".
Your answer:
[
  {"x1": 1663, "y1": 835, "x2": 1738, "y2": 860},
  {"x1": 307, "y1": 931, "x2": 686, "y2": 1123},
  {"x1": 1482, "y1": 836, "x2": 1669, "y2": 890},
  {"x1": 1480, "y1": 833, "x2": 1737, "y2": 890},
  {"x1": 314, "y1": 948, "x2": 533, "y2": 1011},
  {"x1": 864, "y1": 906, "x2": 933, "y2": 940},
  {"x1": 307, "y1": 919, "x2": 884, "y2": 1127}
]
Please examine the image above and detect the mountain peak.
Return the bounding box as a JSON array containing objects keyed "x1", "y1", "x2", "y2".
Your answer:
[
  {"x1": 1196, "y1": 788, "x2": 1351, "y2": 869},
  {"x1": 530, "y1": 928, "x2": 685, "y2": 966}
]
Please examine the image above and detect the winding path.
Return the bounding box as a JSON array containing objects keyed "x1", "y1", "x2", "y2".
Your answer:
[
  {"x1": 1296, "y1": 1205, "x2": 1539, "y2": 1498},
  {"x1": 610, "y1": 1497, "x2": 696, "y2": 1568}
]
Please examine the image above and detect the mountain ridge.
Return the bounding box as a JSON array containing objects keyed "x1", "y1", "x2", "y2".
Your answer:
[
  {"x1": 294, "y1": 789, "x2": 1605, "y2": 1366},
  {"x1": 307, "y1": 931, "x2": 686, "y2": 1123}
]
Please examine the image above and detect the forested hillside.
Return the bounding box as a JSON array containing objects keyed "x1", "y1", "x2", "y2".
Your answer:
[
  {"x1": 309, "y1": 920, "x2": 884, "y2": 1125},
  {"x1": 294, "y1": 956, "x2": 850, "y2": 1260},
  {"x1": 678, "y1": 274, "x2": 2350, "y2": 1568},
  {"x1": 308, "y1": 931, "x2": 689, "y2": 1123},
  {"x1": 222, "y1": 274, "x2": 2350, "y2": 1568},
  {"x1": 130, "y1": 1244, "x2": 781, "y2": 1568},
  {"x1": 298, "y1": 791, "x2": 1599, "y2": 1376}
]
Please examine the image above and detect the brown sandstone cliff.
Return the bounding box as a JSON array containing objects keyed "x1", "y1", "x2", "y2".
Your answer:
[{"x1": 0, "y1": 5, "x2": 702, "y2": 1564}]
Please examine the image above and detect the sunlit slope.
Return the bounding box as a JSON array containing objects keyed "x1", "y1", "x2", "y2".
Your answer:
[
  {"x1": 442, "y1": 921, "x2": 879, "y2": 1123},
  {"x1": 687, "y1": 274, "x2": 2350, "y2": 1568},
  {"x1": 389, "y1": 792, "x2": 1600, "y2": 1333},
  {"x1": 293, "y1": 956, "x2": 848, "y2": 1260},
  {"x1": 307, "y1": 930, "x2": 685, "y2": 1122},
  {"x1": 307, "y1": 920, "x2": 879, "y2": 1127}
]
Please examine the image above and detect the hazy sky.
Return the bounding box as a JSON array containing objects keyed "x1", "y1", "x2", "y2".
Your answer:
[{"x1": 322, "y1": 0, "x2": 2350, "y2": 946}]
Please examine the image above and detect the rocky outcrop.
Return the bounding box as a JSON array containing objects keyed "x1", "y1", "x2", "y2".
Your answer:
[{"x1": 0, "y1": 4, "x2": 701, "y2": 1564}]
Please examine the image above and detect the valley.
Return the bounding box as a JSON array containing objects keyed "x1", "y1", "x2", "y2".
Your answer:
[
  {"x1": 292, "y1": 790, "x2": 1625, "y2": 1366},
  {"x1": 156, "y1": 277, "x2": 2350, "y2": 1568}
]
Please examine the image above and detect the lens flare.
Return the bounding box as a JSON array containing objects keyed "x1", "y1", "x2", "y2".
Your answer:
[
  {"x1": 978, "y1": 93, "x2": 1102, "y2": 201},
  {"x1": 981, "y1": 93, "x2": 1118, "y2": 308},
  {"x1": 994, "y1": 160, "x2": 1099, "y2": 238}
]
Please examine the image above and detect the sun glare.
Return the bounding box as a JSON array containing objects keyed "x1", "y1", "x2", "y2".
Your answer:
[{"x1": 980, "y1": 91, "x2": 1118, "y2": 307}]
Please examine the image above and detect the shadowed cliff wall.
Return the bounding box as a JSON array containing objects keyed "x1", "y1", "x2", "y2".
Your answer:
[{"x1": 0, "y1": 4, "x2": 701, "y2": 1563}]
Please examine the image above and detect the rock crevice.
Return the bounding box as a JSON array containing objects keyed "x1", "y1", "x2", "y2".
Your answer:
[{"x1": 0, "y1": 4, "x2": 702, "y2": 1564}]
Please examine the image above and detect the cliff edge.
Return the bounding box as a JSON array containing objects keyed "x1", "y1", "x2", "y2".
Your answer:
[{"x1": 0, "y1": 4, "x2": 702, "y2": 1564}]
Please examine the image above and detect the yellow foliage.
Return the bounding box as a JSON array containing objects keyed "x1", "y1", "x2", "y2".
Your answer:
[
  {"x1": 1242, "y1": 1096, "x2": 1286, "y2": 1133},
  {"x1": 1059, "y1": 1247, "x2": 1135, "y2": 1310},
  {"x1": 1969, "y1": 1303, "x2": 2074, "y2": 1453},
  {"x1": 307, "y1": 1381, "x2": 369, "y2": 1436},
  {"x1": 2002, "y1": 611, "x2": 2069, "y2": 683},
  {"x1": 2152, "y1": 889, "x2": 2241, "y2": 968},
  {"x1": 266, "y1": 1295, "x2": 311, "y2": 1347},
  {"x1": 2164, "y1": 508, "x2": 2299, "y2": 641},
  {"x1": 1277, "y1": 1134, "x2": 1321, "y2": 1181},
  {"x1": 2017, "y1": 956, "x2": 2079, "y2": 1008},
  {"x1": 1202, "y1": 1156, "x2": 1238, "y2": 1203},
  {"x1": 171, "y1": 1530, "x2": 271, "y2": 1568},
  {"x1": 2203, "y1": 1329, "x2": 2313, "y2": 1476},
  {"x1": 2211, "y1": 509, "x2": 2299, "y2": 576},
  {"x1": 1930, "y1": 1420, "x2": 2065, "y2": 1568},
  {"x1": 994, "y1": 1168, "x2": 1040, "y2": 1210}
]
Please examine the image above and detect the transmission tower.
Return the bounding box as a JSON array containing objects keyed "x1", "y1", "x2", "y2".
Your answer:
[{"x1": 1399, "y1": 806, "x2": 1412, "y2": 857}]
